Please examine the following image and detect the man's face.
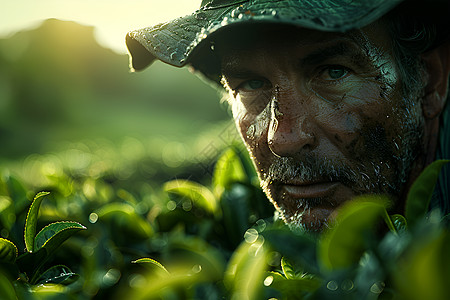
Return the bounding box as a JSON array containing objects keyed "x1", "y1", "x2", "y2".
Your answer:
[{"x1": 219, "y1": 23, "x2": 425, "y2": 232}]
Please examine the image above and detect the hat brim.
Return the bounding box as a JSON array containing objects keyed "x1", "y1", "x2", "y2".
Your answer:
[{"x1": 125, "y1": 0, "x2": 405, "y2": 81}]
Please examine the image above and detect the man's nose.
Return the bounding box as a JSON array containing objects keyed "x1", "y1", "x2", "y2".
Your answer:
[{"x1": 267, "y1": 92, "x2": 317, "y2": 158}]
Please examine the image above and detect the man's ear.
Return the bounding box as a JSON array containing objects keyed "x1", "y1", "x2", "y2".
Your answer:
[{"x1": 421, "y1": 42, "x2": 450, "y2": 119}]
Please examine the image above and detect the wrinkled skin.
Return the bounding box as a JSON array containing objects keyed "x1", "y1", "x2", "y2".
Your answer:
[{"x1": 218, "y1": 22, "x2": 448, "y2": 233}]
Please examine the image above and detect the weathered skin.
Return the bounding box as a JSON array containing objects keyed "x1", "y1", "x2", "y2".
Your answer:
[{"x1": 217, "y1": 22, "x2": 443, "y2": 232}]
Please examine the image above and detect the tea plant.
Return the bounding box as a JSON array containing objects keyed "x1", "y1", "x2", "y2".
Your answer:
[
  {"x1": 0, "y1": 191, "x2": 86, "y2": 299},
  {"x1": 0, "y1": 146, "x2": 448, "y2": 300}
]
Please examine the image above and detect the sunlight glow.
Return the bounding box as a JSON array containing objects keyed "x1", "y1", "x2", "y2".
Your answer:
[{"x1": 1, "y1": 0, "x2": 199, "y2": 54}]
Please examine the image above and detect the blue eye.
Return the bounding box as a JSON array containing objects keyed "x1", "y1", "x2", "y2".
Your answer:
[
  {"x1": 240, "y1": 79, "x2": 265, "y2": 90},
  {"x1": 323, "y1": 66, "x2": 349, "y2": 80}
]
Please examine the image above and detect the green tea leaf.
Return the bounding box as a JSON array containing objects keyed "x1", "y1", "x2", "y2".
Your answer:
[
  {"x1": 34, "y1": 221, "x2": 86, "y2": 253},
  {"x1": 0, "y1": 272, "x2": 16, "y2": 300},
  {"x1": 224, "y1": 239, "x2": 268, "y2": 299},
  {"x1": 266, "y1": 271, "x2": 321, "y2": 296},
  {"x1": 5, "y1": 175, "x2": 29, "y2": 214},
  {"x1": 164, "y1": 180, "x2": 217, "y2": 215},
  {"x1": 262, "y1": 226, "x2": 318, "y2": 274},
  {"x1": 281, "y1": 257, "x2": 296, "y2": 279},
  {"x1": 212, "y1": 148, "x2": 247, "y2": 198},
  {"x1": 36, "y1": 265, "x2": 79, "y2": 285},
  {"x1": 319, "y1": 195, "x2": 389, "y2": 270},
  {"x1": 406, "y1": 160, "x2": 450, "y2": 227},
  {"x1": 168, "y1": 235, "x2": 226, "y2": 280},
  {"x1": 130, "y1": 271, "x2": 202, "y2": 300},
  {"x1": 132, "y1": 258, "x2": 170, "y2": 275},
  {"x1": 394, "y1": 231, "x2": 450, "y2": 300},
  {"x1": 24, "y1": 191, "x2": 50, "y2": 253},
  {"x1": 96, "y1": 202, "x2": 153, "y2": 240},
  {"x1": 0, "y1": 196, "x2": 15, "y2": 231},
  {"x1": 0, "y1": 238, "x2": 18, "y2": 263},
  {"x1": 220, "y1": 184, "x2": 251, "y2": 246},
  {"x1": 30, "y1": 284, "x2": 66, "y2": 296}
]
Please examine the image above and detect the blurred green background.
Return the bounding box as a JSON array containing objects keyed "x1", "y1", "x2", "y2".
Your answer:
[{"x1": 0, "y1": 18, "x2": 238, "y2": 186}]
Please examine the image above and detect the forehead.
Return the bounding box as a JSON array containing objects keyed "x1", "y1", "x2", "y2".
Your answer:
[{"x1": 216, "y1": 21, "x2": 393, "y2": 69}]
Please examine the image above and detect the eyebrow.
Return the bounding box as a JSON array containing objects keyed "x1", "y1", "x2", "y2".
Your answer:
[
  {"x1": 221, "y1": 39, "x2": 371, "y2": 78},
  {"x1": 299, "y1": 41, "x2": 369, "y2": 69},
  {"x1": 221, "y1": 68, "x2": 259, "y2": 79},
  {"x1": 221, "y1": 54, "x2": 256, "y2": 79}
]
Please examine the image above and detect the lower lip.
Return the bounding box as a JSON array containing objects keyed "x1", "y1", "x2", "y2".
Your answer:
[{"x1": 283, "y1": 182, "x2": 340, "y2": 198}]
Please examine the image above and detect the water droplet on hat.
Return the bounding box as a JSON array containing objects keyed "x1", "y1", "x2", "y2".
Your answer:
[
  {"x1": 195, "y1": 12, "x2": 207, "y2": 20},
  {"x1": 221, "y1": 17, "x2": 229, "y2": 25},
  {"x1": 170, "y1": 52, "x2": 177, "y2": 60}
]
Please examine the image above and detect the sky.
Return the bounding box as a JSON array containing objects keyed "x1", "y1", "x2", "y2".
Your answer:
[{"x1": 0, "y1": 0, "x2": 199, "y2": 54}]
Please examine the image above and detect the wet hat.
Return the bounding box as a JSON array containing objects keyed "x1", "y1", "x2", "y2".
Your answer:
[{"x1": 126, "y1": 0, "x2": 450, "y2": 84}]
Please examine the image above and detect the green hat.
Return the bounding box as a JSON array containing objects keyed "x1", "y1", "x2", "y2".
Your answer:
[{"x1": 126, "y1": 0, "x2": 449, "y2": 84}]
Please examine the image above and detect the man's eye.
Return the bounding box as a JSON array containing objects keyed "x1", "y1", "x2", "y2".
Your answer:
[
  {"x1": 320, "y1": 66, "x2": 349, "y2": 80},
  {"x1": 239, "y1": 79, "x2": 266, "y2": 91}
]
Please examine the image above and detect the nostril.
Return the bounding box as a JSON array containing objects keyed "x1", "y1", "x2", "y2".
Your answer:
[{"x1": 267, "y1": 122, "x2": 316, "y2": 158}]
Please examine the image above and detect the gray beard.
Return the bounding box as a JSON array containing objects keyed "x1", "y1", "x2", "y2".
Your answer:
[{"x1": 258, "y1": 98, "x2": 424, "y2": 232}]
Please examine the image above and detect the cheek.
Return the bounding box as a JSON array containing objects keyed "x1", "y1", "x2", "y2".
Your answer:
[
  {"x1": 318, "y1": 81, "x2": 397, "y2": 156},
  {"x1": 234, "y1": 100, "x2": 271, "y2": 146}
]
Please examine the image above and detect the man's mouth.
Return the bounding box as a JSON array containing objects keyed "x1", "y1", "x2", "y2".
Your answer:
[
  {"x1": 271, "y1": 180, "x2": 344, "y2": 231},
  {"x1": 282, "y1": 181, "x2": 340, "y2": 199}
]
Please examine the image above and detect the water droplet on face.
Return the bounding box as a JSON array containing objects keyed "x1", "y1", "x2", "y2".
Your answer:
[
  {"x1": 270, "y1": 119, "x2": 278, "y2": 134},
  {"x1": 246, "y1": 125, "x2": 256, "y2": 139}
]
